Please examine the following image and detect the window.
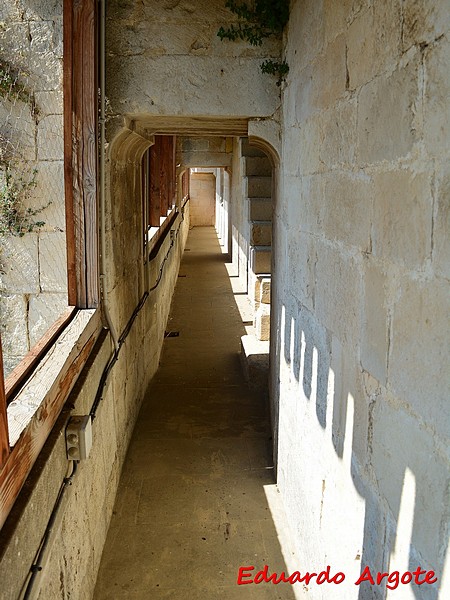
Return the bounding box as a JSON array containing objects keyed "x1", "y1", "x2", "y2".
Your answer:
[
  {"x1": 141, "y1": 135, "x2": 177, "y2": 258},
  {"x1": 0, "y1": 0, "x2": 101, "y2": 529}
]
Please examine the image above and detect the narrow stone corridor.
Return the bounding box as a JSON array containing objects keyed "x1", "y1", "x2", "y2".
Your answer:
[{"x1": 93, "y1": 227, "x2": 296, "y2": 599}]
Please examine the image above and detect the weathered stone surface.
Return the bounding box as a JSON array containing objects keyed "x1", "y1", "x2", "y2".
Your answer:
[
  {"x1": 347, "y1": 1, "x2": 401, "y2": 90},
  {"x1": 357, "y1": 53, "x2": 419, "y2": 164},
  {"x1": 372, "y1": 169, "x2": 433, "y2": 268},
  {"x1": 0, "y1": 294, "x2": 29, "y2": 372},
  {"x1": 0, "y1": 234, "x2": 39, "y2": 294},
  {"x1": 28, "y1": 292, "x2": 67, "y2": 346},
  {"x1": 37, "y1": 114, "x2": 63, "y2": 160},
  {"x1": 403, "y1": 0, "x2": 449, "y2": 49},
  {"x1": 39, "y1": 231, "x2": 68, "y2": 292},
  {"x1": 423, "y1": 37, "x2": 450, "y2": 156},
  {"x1": 259, "y1": 277, "x2": 271, "y2": 304},
  {"x1": 361, "y1": 259, "x2": 388, "y2": 385},
  {"x1": 250, "y1": 221, "x2": 271, "y2": 246},
  {"x1": 315, "y1": 242, "x2": 362, "y2": 350},
  {"x1": 320, "y1": 172, "x2": 372, "y2": 251},
  {"x1": 319, "y1": 100, "x2": 357, "y2": 168},
  {"x1": 372, "y1": 394, "x2": 449, "y2": 568},
  {"x1": 433, "y1": 165, "x2": 450, "y2": 279},
  {"x1": 250, "y1": 246, "x2": 271, "y2": 275},
  {"x1": 254, "y1": 303, "x2": 270, "y2": 341},
  {"x1": 35, "y1": 90, "x2": 63, "y2": 116},
  {"x1": 388, "y1": 276, "x2": 450, "y2": 438}
]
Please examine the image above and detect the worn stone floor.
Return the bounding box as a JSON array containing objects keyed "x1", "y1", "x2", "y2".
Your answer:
[{"x1": 93, "y1": 227, "x2": 297, "y2": 600}]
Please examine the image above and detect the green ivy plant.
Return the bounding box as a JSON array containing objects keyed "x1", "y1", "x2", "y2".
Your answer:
[
  {"x1": 0, "y1": 167, "x2": 49, "y2": 236},
  {"x1": 217, "y1": 0, "x2": 289, "y2": 85},
  {"x1": 0, "y1": 59, "x2": 38, "y2": 117}
]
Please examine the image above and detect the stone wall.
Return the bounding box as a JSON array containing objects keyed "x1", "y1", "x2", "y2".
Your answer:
[
  {"x1": 273, "y1": 0, "x2": 450, "y2": 597},
  {"x1": 105, "y1": 0, "x2": 281, "y2": 134},
  {"x1": 0, "y1": 127, "x2": 190, "y2": 599},
  {"x1": 0, "y1": 0, "x2": 67, "y2": 375},
  {"x1": 190, "y1": 172, "x2": 216, "y2": 227}
]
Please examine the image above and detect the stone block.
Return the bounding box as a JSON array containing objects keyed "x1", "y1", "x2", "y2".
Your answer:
[
  {"x1": 347, "y1": 2, "x2": 402, "y2": 90},
  {"x1": 240, "y1": 334, "x2": 270, "y2": 391},
  {"x1": 388, "y1": 276, "x2": 450, "y2": 439},
  {"x1": 287, "y1": 229, "x2": 316, "y2": 313},
  {"x1": 249, "y1": 198, "x2": 272, "y2": 221},
  {"x1": 372, "y1": 394, "x2": 449, "y2": 568},
  {"x1": 246, "y1": 176, "x2": 272, "y2": 198},
  {"x1": 250, "y1": 221, "x2": 271, "y2": 246},
  {"x1": 315, "y1": 242, "x2": 362, "y2": 348},
  {"x1": 402, "y1": 0, "x2": 448, "y2": 49},
  {"x1": 423, "y1": 37, "x2": 450, "y2": 156},
  {"x1": 312, "y1": 33, "x2": 347, "y2": 109},
  {"x1": 372, "y1": 170, "x2": 433, "y2": 268},
  {"x1": 357, "y1": 54, "x2": 419, "y2": 163},
  {"x1": 250, "y1": 246, "x2": 271, "y2": 275},
  {"x1": 254, "y1": 303, "x2": 271, "y2": 342},
  {"x1": 319, "y1": 99, "x2": 357, "y2": 168},
  {"x1": 0, "y1": 234, "x2": 39, "y2": 293},
  {"x1": 35, "y1": 90, "x2": 63, "y2": 116},
  {"x1": 433, "y1": 165, "x2": 450, "y2": 279},
  {"x1": 37, "y1": 114, "x2": 64, "y2": 160},
  {"x1": 259, "y1": 277, "x2": 271, "y2": 304},
  {"x1": 0, "y1": 99, "x2": 36, "y2": 161},
  {"x1": 244, "y1": 156, "x2": 272, "y2": 177},
  {"x1": 297, "y1": 115, "x2": 323, "y2": 175},
  {"x1": 39, "y1": 231, "x2": 68, "y2": 292},
  {"x1": 28, "y1": 292, "x2": 68, "y2": 347},
  {"x1": 0, "y1": 293, "x2": 29, "y2": 369},
  {"x1": 31, "y1": 161, "x2": 65, "y2": 230},
  {"x1": 107, "y1": 54, "x2": 279, "y2": 121},
  {"x1": 320, "y1": 172, "x2": 373, "y2": 251},
  {"x1": 361, "y1": 259, "x2": 388, "y2": 385}
]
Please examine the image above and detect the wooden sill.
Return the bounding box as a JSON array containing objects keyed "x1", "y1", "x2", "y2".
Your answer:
[{"x1": 0, "y1": 308, "x2": 101, "y2": 530}]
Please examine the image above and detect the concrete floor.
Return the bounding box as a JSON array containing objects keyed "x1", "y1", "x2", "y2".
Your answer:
[{"x1": 93, "y1": 227, "x2": 297, "y2": 599}]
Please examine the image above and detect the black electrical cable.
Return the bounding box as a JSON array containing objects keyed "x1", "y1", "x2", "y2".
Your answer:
[
  {"x1": 89, "y1": 214, "x2": 184, "y2": 419},
  {"x1": 22, "y1": 461, "x2": 78, "y2": 600}
]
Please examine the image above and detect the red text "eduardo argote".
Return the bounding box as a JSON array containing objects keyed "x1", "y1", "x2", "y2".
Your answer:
[{"x1": 237, "y1": 565, "x2": 438, "y2": 590}]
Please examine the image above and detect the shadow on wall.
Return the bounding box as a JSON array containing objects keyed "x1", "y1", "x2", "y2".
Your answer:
[{"x1": 275, "y1": 300, "x2": 448, "y2": 600}]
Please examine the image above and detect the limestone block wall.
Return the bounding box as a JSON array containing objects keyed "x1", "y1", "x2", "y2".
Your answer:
[
  {"x1": 0, "y1": 140, "x2": 190, "y2": 600},
  {"x1": 105, "y1": 0, "x2": 281, "y2": 131},
  {"x1": 274, "y1": 1, "x2": 450, "y2": 597},
  {"x1": 190, "y1": 171, "x2": 216, "y2": 227},
  {"x1": 0, "y1": 0, "x2": 67, "y2": 375}
]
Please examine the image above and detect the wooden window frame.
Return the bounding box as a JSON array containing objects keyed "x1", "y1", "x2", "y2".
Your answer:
[{"x1": 0, "y1": 0, "x2": 101, "y2": 530}]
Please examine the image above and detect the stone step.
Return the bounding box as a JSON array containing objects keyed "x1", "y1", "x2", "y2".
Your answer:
[
  {"x1": 249, "y1": 197, "x2": 272, "y2": 221},
  {"x1": 244, "y1": 156, "x2": 272, "y2": 177},
  {"x1": 247, "y1": 176, "x2": 272, "y2": 198},
  {"x1": 240, "y1": 334, "x2": 270, "y2": 392},
  {"x1": 241, "y1": 138, "x2": 266, "y2": 157},
  {"x1": 250, "y1": 246, "x2": 272, "y2": 274},
  {"x1": 250, "y1": 220, "x2": 272, "y2": 246}
]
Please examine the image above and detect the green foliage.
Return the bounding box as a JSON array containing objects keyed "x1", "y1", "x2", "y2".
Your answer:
[
  {"x1": 218, "y1": 1, "x2": 289, "y2": 45},
  {"x1": 261, "y1": 59, "x2": 289, "y2": 85},
  {"x1": 217, "y1": 1, "x2": 289, "y2": 84},
  {"x1": 0, "y1": 168, "x2": 49, "y2": 236},
  {"x1": 0, "y1": 59, "x2": 37, "y2": 116}
]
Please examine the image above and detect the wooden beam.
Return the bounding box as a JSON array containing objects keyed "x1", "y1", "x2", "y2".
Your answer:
[
  {"x1": 149, "y1": 138, "x2": 161, "y2": 226},
  {"x1": 64, "y1": 0, "x2": 99, "y2": 308},
  {"x1": 0, "y1": 339, "x2": 9, "y2": 469},
  {"x1": 169, "y1": 136, "x2": 176, "y2": 209},
  {"x1": 63, "y1": 0, "x2": 76, "y2": 305}
]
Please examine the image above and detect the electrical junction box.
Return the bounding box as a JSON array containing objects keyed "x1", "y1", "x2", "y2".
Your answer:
[{"x1": 65, "y1": 415, "x2": 92, "y2": 460}]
